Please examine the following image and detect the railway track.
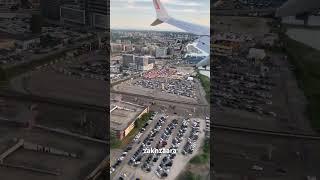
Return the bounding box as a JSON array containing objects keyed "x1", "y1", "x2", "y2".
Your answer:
[
  {"x1": 213, "y1": 123, "x2": 320, "y2": 140},
  {"x1": 111, "y1": 90, "x2": 209, "y2": 107}
]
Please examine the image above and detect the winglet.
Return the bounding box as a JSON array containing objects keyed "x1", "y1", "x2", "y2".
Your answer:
[
  {"x1": 151, "y1": 0, "x2": 170, "y2": 26},
  {"x1": 151, "y1": 19, "x2": 163, "y2": 26}
]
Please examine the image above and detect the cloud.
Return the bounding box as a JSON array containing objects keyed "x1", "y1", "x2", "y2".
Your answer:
[
  {"x1": 110, "y1": 0, "x2": 210, "y2": 30},
  {"x1": 111, "y1": 0, "x2": 207, "y2": 8}
]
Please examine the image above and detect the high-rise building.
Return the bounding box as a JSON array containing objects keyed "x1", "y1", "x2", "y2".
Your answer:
[
  {"x1": 122, "y1": 54, "x2": 135, "y2": 66},
  {"x1": 135, "y1": 56, "x2": 154, "y2": 71},
  {"x1": 155, "y1": 47, "x2": 168, "y2": 58},
  {"x1": 79, "y1": 0, "x2": 108, "y2": 29},
  {"x1": 60, "y1": 4, "x2": 86, "y2": 26},
  {"x1": 41, "y1": 0, "x2": 107, "y2": 29},
  {"x1": 40, "y1": 0, "x2": 61, "y2": 20}
]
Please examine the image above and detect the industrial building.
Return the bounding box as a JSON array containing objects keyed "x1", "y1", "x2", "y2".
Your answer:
[{"x1": 110, "y1": 100, "x2": 149, "y2": 140}]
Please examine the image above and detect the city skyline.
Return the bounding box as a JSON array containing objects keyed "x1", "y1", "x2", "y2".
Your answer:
[{"x1": 111, "y1": 0, "x2": 210, "y2": 31}]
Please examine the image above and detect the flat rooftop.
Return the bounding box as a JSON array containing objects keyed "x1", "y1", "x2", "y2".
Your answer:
[{"x1": 110, "y1": 100, "x2": 146, "y2": 131}]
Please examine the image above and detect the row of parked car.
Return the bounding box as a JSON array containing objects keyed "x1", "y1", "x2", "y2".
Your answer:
[
  {"x1": 140, "y1": 118, "x2": 179, "y2": 176},
  {"x1": 182, "y1": 119, "x2": 200, "y2": 155},
  {"x1": 155, "y1": 119, "x2": 187, "y2": 178}
]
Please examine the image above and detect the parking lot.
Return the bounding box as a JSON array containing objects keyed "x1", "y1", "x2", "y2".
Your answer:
[
  {"x1": 133, "y1": 78, "x2": 196, "y2": 99},
  {"x1": 212, "y1": 55, "x2": 277, "y2": 118},
  {"x1": 110, "y1": 112, "x2": 206, "y2": 180},
  {"x1": 113, "y1": 77, "x2": 202, "y2": 105}
]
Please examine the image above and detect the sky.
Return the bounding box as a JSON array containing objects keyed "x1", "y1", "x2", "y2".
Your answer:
[{"x1": 110, "y1": 0, "x2": 210, "y2": 31}]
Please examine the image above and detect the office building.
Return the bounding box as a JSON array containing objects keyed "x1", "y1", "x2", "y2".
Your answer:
[
  {"x1": 40, "y1": 0, "x2": 61, "y2": 20},
  {"x1": 122, "y1": 54, "x2": 135, "y2": 66},
  {"x1": 60, "y1": 4, "x2": 86, "y2": 26},
  {"x1": 135, "y1": 56, "x2": 154, "y2": 71},
  {"x1": 79, "y1": 0, "x2": 108, "y2": 29}
]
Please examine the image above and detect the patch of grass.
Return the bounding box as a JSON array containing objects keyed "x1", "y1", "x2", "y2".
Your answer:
[
  {"x1": 283, "y1": 36, "x2": 320, "y2": 130},
  {"x1": 178, "y1": 171, "x2": 202, "y2": 180},
  {"x1": 134, "y1": 112, "x2": 152, "y2": 129},
  {"x1": 190, "y1": 153, "x2": 209, "y2": 164},
  {"x1": 110, "y1": 132, "x2": 122, "y2": 149},
  {"x1": 203, "y1": 138, "x2": 210, "y2": 154},
  {"x1": 190, "y1": 139, "x2": 210, "y2": 164},
  {"x1": 196, "y1": 71, "x2": 210, "y2": 102}
]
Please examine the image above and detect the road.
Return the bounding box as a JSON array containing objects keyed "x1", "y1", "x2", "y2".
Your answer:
[{"x1": 0, "y1": 90, "x2": 105, "y2": 112}]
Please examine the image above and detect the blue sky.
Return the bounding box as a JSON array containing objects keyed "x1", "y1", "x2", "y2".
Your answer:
[{"x1": 110, "y1": 0, "x2": 210, "y2": 31}]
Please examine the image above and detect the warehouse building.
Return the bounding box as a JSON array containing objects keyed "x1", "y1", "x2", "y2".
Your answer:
[{"x1": 110, "y1": 100, "x2": 149, "y2": 140}]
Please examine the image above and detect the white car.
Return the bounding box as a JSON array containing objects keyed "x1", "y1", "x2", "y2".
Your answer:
[
  {"x1": 110, "y1": 167, "x2": 115, "y2": 174},
  {"x1": 252, "y1": 165, "x2": 263, "y2": 171}
]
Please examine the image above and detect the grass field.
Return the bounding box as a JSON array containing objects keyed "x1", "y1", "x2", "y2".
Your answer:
[
  {"x1": 196, "y1": 71, "x2": 210, "y2": 103},
  {"x1": 283, "y1": 36, "x2": 320, "y2": 130},
  {"x1": 190, "y1": 138, "x2": 210, "y2": 164},
  {"x1": 178, "y1": 171, "x2": 202, "y2": 180}
]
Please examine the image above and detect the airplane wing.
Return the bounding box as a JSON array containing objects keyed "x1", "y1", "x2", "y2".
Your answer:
[
  {"x1": 196, "y1": 56, "x2": 210, "y2": 67},
  {"x1": 276, "y1": 0, "x2": 320, "y2": 17},
  {"x1": 151, "y1": 0, "x2": 210, "y2": 67},
  {"x1": 151, "y1": 0, "x2": 210, "y2": 36}
]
